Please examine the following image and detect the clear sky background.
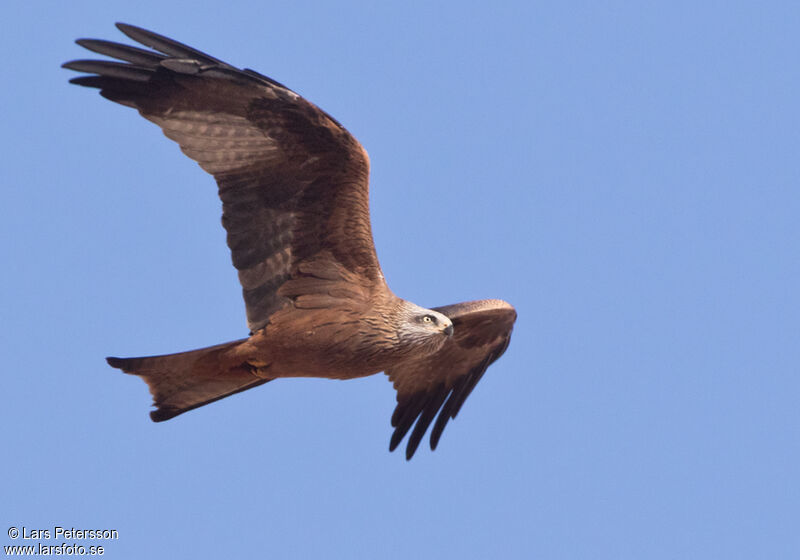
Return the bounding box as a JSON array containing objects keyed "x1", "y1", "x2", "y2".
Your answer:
[{"x1": 3, "y1": 1, "x2": 799, "y2": 558}]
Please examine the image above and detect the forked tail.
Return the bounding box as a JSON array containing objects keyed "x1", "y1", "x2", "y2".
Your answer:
[{"x1": 107, "y1": 339, "x2": 269, "y2": 422}]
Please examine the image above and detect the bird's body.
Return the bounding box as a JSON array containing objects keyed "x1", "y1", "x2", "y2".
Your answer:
[
  {"x1": 64, "y1": 23, "x2": 516, "y2": 459},
  {"x1": 238, "y1": 292, "x2": 436, "y2": 381}
]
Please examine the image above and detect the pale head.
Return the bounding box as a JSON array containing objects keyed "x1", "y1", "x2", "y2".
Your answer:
[{"x1": 395, "y1": 301, "x2": 454, "y2": 357}]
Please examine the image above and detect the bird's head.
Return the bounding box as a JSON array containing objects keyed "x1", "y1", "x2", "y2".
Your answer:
[{"x1": 396, "y1": 301, "x2": 454, "y2": 355}]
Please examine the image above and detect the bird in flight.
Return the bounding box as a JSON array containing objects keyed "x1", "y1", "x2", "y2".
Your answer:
[{"x1": 63, "y1": 23, "x2": 516, "y2": 459}]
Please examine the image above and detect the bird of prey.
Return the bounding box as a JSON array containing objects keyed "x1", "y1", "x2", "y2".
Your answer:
[{"x1": 63, "y1": 23, "x2": 516, "y2": 459}]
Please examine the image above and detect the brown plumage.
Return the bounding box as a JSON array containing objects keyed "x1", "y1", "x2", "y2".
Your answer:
[{"x1": 64, "y1": 23, "x2": 516, "y2": 459}]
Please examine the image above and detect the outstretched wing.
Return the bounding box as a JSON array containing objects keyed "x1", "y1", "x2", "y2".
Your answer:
[
  {"x1": 386, "y1": 299, "x2": 517, "y2": 459},
  {"x1": 64, "y1": 23, "x2": 383, "y2": 332}
]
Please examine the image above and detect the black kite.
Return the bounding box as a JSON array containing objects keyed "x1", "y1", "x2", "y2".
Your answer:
[{"x1": 63, "y1": 23, "x2": 516, "y2": 459}]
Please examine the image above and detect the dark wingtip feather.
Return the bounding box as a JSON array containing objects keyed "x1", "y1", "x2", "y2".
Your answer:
[
  {"x1": 106, "y1": 356, "x2": 130, "y2": 371},
  {"x1": 62, "y1": 59, "x2": 154, "y2": 81},
  {"x1": 389, "y1": 432, "x2": 403, "y2": 453},
  {"x1": 106, "y1": 356, "x2": 148, "y2": 376},
  {"x1": 150, "y1": 406, "x2": 183, "y2": 422},
  {"x1": 388, "y1": 386, "x2": 453, "y2": 459},
  {"x1": 389, "y1": 392, "x2": 429, "y2": 454},
  {"x1": 113, "y1": 22, "x2": 226, "y2": 66},
  {"x1": 75, "y1": 38, "x2": 165, "y2": 65},
  {"x1": 67, "y1": 76, "x2": 107, "y2": 88},
  {"x1": 405, "y1": 386, "x2": 448, "y2": 459},
  {"x1": 65, "y1": 23, "x2": 283, "y2": 96},
  {"x1": 115, "y1": 22, "x2": 149, "y2": 38},
  {"x1": 115, "y1": 22, "x2": 149, "y2": 41},
  {"x1": 429, "y1": 405, "x2": 453, "y2": 450}
]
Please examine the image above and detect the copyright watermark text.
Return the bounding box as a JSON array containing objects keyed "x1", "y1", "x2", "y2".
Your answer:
[{"x1": 5, "y1": 527, "x2": 118, "y2": 556}]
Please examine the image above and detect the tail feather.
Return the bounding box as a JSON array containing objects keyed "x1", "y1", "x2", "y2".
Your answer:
[{"x1": 106, "y1": 339, "x2": 270, "y2": 422}]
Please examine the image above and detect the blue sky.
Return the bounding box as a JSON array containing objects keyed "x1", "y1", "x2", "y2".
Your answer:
[{"x1": 3, "y1": 1, "x2": 799, "y2": 558}]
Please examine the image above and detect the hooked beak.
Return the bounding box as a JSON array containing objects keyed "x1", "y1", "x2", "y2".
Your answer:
[{"x1": 443, "y1": 323, "x2": 454, "y2": 337}]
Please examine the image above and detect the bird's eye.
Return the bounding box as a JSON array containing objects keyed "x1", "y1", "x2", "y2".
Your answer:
[{"x1": 422, "y1": 315, "x2": 435, "y2": 324}]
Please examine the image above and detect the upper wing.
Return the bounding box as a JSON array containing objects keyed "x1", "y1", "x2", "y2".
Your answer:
[
  {"x1": 64, "y1": 23, "x2": 383, "y2": 332},
  {"x1": 386, "y1": 299, "x2": 517, "y2": 459}
]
